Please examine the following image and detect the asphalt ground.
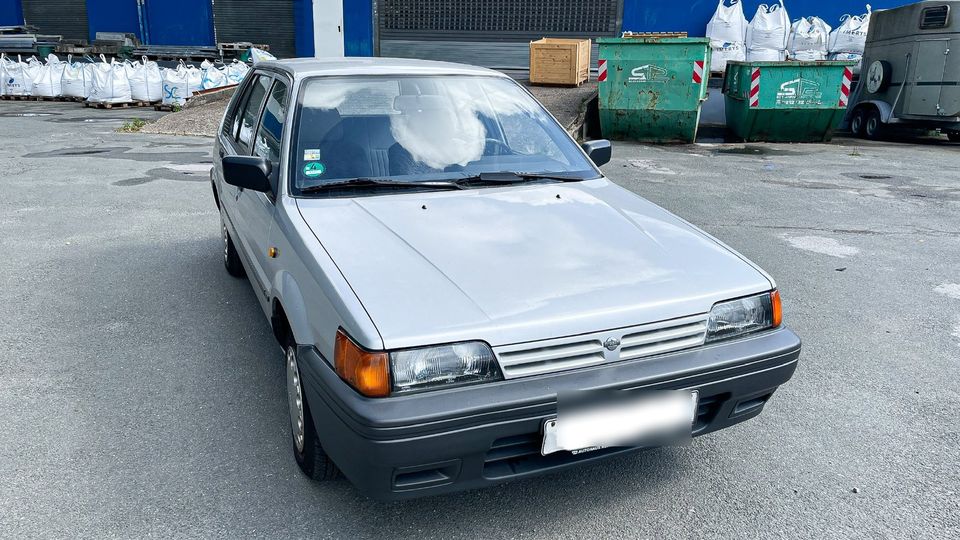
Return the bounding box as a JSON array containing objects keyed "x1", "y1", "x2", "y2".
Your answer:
[{"x1": 1, "y1": 100, "x2": 958, "y2": 539}]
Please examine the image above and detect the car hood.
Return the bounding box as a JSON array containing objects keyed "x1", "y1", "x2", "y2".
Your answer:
[{"x1": 296, "y1": 179, "x2": 772, "y2": 349}]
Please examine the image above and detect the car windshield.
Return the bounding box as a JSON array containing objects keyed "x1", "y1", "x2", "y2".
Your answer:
[{"x1": 290, "y1": 75, "x2": 598, "y2": 194}]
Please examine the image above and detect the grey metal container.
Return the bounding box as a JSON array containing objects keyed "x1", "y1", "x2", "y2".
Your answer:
[{"x1": 848, "y1": 1, "x2": 960, "y2": 140}]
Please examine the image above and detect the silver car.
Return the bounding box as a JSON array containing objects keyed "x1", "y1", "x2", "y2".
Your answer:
[{"x1": 211, "y1": 57, "x2": 800, "y2": 500}]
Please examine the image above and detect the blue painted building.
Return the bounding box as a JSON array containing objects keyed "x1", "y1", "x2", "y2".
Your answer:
[{"x1": 0, "y1": 0, "x2": 907, "y2": 65}]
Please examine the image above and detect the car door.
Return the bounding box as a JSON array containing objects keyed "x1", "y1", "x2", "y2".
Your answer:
[
  {"x1": 242, "y1": 77, "x2": 292, "y2": 300},
  {"x1": 221, "y1": 72, "x2": 274, "y2": 300}
]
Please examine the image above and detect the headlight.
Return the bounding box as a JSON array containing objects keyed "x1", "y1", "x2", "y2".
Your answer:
[
  {"x1": 391, "y1": 342, "x2": 502, "y2": 394},
  {"x1": 705, "y1": 290, "x2": 782, "y2": 343},
  {"x1": 334, "y1": 329, "x2": 502, "y2": 397}
]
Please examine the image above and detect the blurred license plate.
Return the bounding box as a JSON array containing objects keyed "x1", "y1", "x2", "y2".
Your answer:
[{"x1": 541, "y1": 390, "x2": 698, "y2": 456}]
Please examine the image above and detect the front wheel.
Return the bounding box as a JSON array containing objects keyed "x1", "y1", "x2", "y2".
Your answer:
[
  {"x1": 286, "y1": 344, "x2": 340, "y2": 480},
  {"x1": 947, "y1": 131, "x2": 960, "y2": 143}
]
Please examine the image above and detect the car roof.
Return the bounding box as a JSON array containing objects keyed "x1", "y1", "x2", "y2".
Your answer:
[{"x1": 255, "y1": 57, "x2": 509, "y2": 79}]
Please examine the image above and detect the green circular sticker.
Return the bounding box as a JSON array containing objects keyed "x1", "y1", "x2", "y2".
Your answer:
[{"x1": 303, "y1": 162, "x2": 326, "y2": 177}]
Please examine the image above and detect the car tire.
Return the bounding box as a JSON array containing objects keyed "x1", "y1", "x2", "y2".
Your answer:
[
  {"x1": 286, "y1": 343, "x2": 340, "y2": 481},
  {"x1": 849, "y1": 108, "x2": 866, "y2": 137},
  {"x1": 863, "y1": 108, "x2": 883, "y2": 140},
  {"x1": 947, "y1": 131, "x2": 960, "y2": 143},
  {"x1": 221, "y1": 217, "x2": 245, "y2": 278}
]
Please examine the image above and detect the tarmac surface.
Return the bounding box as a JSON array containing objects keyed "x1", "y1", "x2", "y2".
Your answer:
[{"x1": 1, "y1": 100, "x2": 958, "y2": 538}]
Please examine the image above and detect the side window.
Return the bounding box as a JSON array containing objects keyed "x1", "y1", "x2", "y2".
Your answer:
[
  {"x1": 221, "y1": 78, "x2": 251, "y2": 139},
  {"x1": 235, "y1": 75, "x2": 271, "y2": 151},
  {"x1": 253, "y1": 79, "x2": 289, "y2": 166}
]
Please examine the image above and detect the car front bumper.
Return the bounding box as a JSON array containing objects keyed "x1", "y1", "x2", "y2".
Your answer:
[{"x1": 297, "y1": 327, "x2": 801, "y2": 501}]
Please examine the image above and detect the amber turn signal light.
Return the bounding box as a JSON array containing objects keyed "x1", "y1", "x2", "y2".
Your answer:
[
  {"x1": 334, "y1": 329, "x2": 390, "y2": 398},
  {"x1": 771, "y1": 289, "x2": 782, "y2": 328}
]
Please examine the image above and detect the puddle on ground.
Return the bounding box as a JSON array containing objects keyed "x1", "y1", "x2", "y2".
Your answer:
[
  {"x1": 0, "y1": 112, "x2": 59, "y2": 117},
  {"x1": 113, "y1": 165, "x2": 212, "y2": 186},
  {"x1": 714, "y1": 145, "x2": 810, "y2": 156},
  {"x1": 23, "y1": 146, "x2": 210, "y2": 164}
]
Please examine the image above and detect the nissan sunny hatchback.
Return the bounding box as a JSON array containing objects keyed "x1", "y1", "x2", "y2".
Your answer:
[{"x1": 211, "y1": 57, "x2": 801, "y2": 500}]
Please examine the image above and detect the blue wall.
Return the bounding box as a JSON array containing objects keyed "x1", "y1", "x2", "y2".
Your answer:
[
  {"x1": 293, "y1": 0, "x2": 315, "y2": 56},
  {"x1": 143, "y1": 0, "x2": 213, "y2": 46},
  {"x1": 86, "y1": 0, "x2": 141, "y2": 43},
  {"x1": 0, "y1": 0, "x2": 23, "y2": 26},
  {"x1": 343, "y1": 0, "x2": 372, "y2": 56},
  {"x1": 621, "y1": 0, "x2": 908, "y2": 36}
]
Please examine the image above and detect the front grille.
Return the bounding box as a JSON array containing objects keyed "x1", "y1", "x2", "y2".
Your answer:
[
  {"x1": 493, "y1": 315, "x2": 708, "y2": 379},
  {"x1": 482, "y1": 392, "x2": 727, "y2": 478},
  {"x1": 496, "y1": 339, "x2": 606, "y2": 378},
  {"x1": 619, "y1": 317, "x2": 707, "y2": 361}
]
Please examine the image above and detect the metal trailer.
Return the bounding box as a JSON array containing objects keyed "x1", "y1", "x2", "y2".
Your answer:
[{"x1": 848, "y1": 1, "x2": 960, "y2": 141}]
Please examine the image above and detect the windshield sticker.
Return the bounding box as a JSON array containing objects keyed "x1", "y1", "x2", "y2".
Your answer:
[
  {"x1": 303, "y1": 149, "x2": 322, "y2": 161},
  {"x1": 303, "y1": 162, "x2": 326, "y2": 178}
]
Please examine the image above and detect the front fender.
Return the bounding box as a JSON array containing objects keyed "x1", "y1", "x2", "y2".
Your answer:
[{"x1": 272, "y1": 270, "x2": 311, "y2": 346}]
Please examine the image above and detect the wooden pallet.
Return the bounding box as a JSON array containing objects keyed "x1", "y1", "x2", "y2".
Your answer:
[
  {"x1": 84, "y1": 101, "x2": 133, "y2": 109},
  {"x1": 0, "y1": 94, "x2": 62, "y2": 101}
]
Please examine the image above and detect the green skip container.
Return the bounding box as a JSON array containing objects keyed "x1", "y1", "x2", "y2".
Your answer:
[
  {"x1": 723, "y1": 61, "x2": 855, "y2": 142},
  {"x1": 597, "y1": 37, "x2": 711, "y2": 143}
]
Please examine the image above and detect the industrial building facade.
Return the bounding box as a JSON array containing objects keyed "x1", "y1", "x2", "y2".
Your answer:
[{"x1": 0, "y1": 0, "x2": 903, "y2": 66}]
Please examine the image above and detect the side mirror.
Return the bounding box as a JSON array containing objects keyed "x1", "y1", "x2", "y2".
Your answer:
[
  {"x1": 581, "y1": 139, "x2": 612, "y2": 167},
  {"x1": 223, "y1": 155, "x2": 273, "y2": 194}
]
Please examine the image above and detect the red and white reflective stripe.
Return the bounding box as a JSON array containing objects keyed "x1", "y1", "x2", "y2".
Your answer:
[
  {"x1": 598, "y1": 59, "x2": 607, "y2": 82},
  {"x1": 692, "y1": 60, "x2": 704, "y2": 84},
  {"x1": 749, "y1": 67, "x2": 761, "y2": 107},
  {"x1": 838, "y1": 67, "x2": 853, "y2": 107}
]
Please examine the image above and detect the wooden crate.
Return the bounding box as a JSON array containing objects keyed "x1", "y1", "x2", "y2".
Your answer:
[{"x1": 529, "y1": 38, "x2": 591, "y2": 87}]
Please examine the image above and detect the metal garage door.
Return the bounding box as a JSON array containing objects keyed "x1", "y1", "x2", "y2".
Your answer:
[
  {"x1": 21, "y1": 0, "x2": 88, "y2": 41},
  {"x1": 377, "y1": 0, "x2": 623, "y2": 69},
  {"x1": 214, "y1": 0, "x2": 297, "y2": 58}
]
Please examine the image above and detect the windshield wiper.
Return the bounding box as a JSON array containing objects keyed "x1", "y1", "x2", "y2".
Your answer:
[
  {"x1": 454, "y1": 171, "x2": 586, "y2": 186},
  {"x1": 300, "y1": 177, "x2": 464, "y2": 194}
]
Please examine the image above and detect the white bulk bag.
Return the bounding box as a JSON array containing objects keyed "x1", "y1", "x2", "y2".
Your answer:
[
  {"x1": 223, "y1": 59, "x2": 249, "y2": 85},
  {"x1": 710, "y1": 40, "x2": 746, "y2": 73},
  {"x1": 161, "y1": 66, "x2": 192, "y2": 106},
  {"x1": 829, "y1": 51, "x2": 864, "y2": 75},
  {"x1": 88, "y1": 56, "x2": 132, "y2": 103},
  {"x1": 200, "y1": 60, "x2": 228, "y2": 89},
  {"x1": 249, "y1": 47, "x2": 276, "y2": 63},
  {"x1": 706, "y1": 0, "x2": 747, "y2": 44},
  {"x1": 828, "y1": 6, "x2": 871, "y2": 54},
  {"x1": 0, "y1": 54, "x2": 12, "y2": 96},
  {"x1": 126, "y1": 56, "x2": 163, "y2": 102},
  {"x1": 178, "y1": 61, "x2": 203, "y2": 94},
  {"x1": 31, "y1": 53, "x2": 65, "y2": 97},
  {"x1": 746, "y1": 48, "x2": 786, "y2": 61},
  {"x1": 61, "y1": 56, "x2": 94, "y2": 98},
  {"x1": 747, "y1": 1, "x2": 790, "y2": 52},
  {"x1": 5, "y1": 55, "x2": 41, "y2": 96},
  {"x1": 788, "y1": 17, "x2": 832, "y2": 61}
]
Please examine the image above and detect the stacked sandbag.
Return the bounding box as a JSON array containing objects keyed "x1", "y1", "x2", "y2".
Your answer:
[
  {"x1": 125, "y1": 56, "x2": 163, "y2": 102},
  {"x1": 706, "y1": 0, "x2": 747, "y2": 73},
  {"x1": 31, "y1": 54, "x2": 66, "y2": 97},
  {"x1": 829, "y1": 6, "x2": 871, "y2": 74},
  {"x1": 747, "y1": 1, "x2": 790, "y2": 61},
  {"x1": 788, "y1": 16, "x2": 831, "y2": 61},
  {"x1": 88, "y1": 55, "x2": 132, "y2": 104}
]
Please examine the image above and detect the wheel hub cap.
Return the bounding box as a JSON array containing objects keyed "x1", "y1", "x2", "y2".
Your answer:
[{"x1": 286, "y1": 347, "x2": 305, "y2": 453}]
